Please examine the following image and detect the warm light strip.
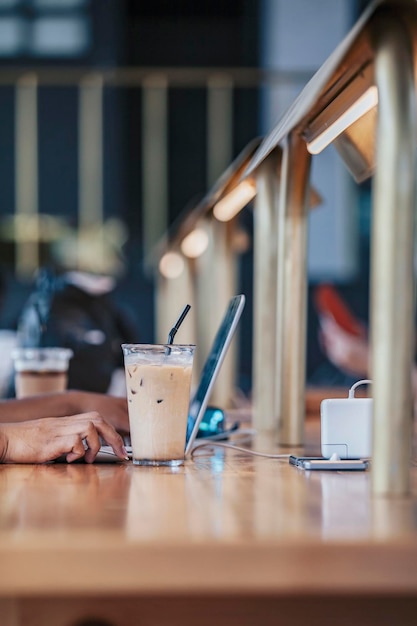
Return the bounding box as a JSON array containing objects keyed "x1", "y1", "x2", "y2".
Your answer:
[
  {"x1": 213, "y1": 180, "x2": 256, "y2": 222},
  {"x1": 159, "y1": 251, "x2": 185, "y2": 279},
  {"x1": 180, "y1": 227, "x2": 209, "y2": 259},
  {"x1": 306, "y1": 86, "x2": 378, "y2": 155}
]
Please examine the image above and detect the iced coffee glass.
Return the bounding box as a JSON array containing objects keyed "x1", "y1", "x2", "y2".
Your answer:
[
  {"x1": 12, "y1": 347, "x2": 73, "y2": 399},
  {"x1": 122, "y1": 343, "x2": 195, "y2": 466}
]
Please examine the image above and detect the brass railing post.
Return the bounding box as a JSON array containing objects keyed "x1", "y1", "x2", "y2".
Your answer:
[
  {"x1": 252, "y1": 150, "x2": 280, "y2": 432},
  {"x1": 206, "y1": 75, "x2": 233, "y2": 186},
  {"x1": 371, "y1": 16, "x2": 416, "y2": 495},
  {"x1": 15, "y1": 73, "x2": 39, "y2": 278},
  {"x1": 278, "y1": 133, "x2": 311, "y2": 446},
  {"x1": 78, "y1": 73, "x2": 104, "y2": 270},
  {"x1": 142, "y1": 74, "x2": 168, "y2": 258},
  {"x1": 195, "y1": 219, "x2": 237, "y2": 407}
]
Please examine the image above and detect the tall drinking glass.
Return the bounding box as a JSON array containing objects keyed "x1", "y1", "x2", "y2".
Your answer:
[
  {"x1": 122, "y1": 344, "x2": 195, "y2": 466},
  {"x1": 12, "y1": 347, "x2": 73, "y2": 398}
]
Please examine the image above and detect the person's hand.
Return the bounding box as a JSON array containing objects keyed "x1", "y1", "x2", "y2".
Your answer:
[
  {"x1": 0, "y1": 392, "x2": 129, "y2": 433},
  {"x1": 67, "y1": 392, "x2": 129, "y2": 433},
  {"x1": 0, "y1": 412, "x2": 129, "y2": 464},
  {"x1": 319, "y1": 316, "x2": 370, "y2": 377}
]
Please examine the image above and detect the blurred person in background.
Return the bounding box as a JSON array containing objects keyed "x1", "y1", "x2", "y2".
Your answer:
[
  {"x1": 316, "y1": 283, "x2": 417, "y2": 411},
  {"x1": 17, "y1": 269, "x2": 138, "y2": 395},
  {"x1": 14, "y1": 220, "x2": 139, "y2": 396},
  {"x1": 0, "y1": 269, "x2": 18, "y2": 397}
]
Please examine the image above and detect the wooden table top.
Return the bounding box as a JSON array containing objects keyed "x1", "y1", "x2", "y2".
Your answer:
[{"x1": 1, "y1": 418, "x2": 417, "y2": 598}]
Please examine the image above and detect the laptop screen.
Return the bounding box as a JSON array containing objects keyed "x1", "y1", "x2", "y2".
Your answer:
[{"x1": 185, "y1": 294, "x2": 245, "y2": 454}]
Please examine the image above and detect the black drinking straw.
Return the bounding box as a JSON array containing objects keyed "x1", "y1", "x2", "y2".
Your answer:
[{"x1": 165, "y1": 304, "x2": 191, "y2": 355}]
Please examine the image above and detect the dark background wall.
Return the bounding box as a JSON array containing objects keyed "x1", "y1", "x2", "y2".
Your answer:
[
  {"x1": 124, "y1": 0, "x2": 260, "y2": 232},
  {"x1": 0, "y1": 0, "x2": 374, "y2": 395},
  {"x1": 0, "y1": 0, "x2": 261, "y2": 394}
]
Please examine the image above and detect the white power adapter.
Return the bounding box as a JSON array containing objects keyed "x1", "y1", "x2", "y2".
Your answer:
[{"x1": 320, "y1": 379, "x2": 373, "y2": 459}]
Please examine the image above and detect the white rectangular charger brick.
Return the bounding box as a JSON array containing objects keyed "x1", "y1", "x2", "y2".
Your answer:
[{"x1": 320, "y1": 380, "x2": 373, "y2": 459}]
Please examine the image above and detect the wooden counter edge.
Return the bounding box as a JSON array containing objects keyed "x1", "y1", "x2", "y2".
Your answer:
[{"x1": 1, "y1": 541, "x2": 417, "y2": 596}]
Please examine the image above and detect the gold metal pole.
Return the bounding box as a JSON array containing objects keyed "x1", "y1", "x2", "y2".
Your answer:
[
  {"x1": 370, "y1": 16, "x2": 416, "y2": 496},
  {"x1": 278, "y1": 133, "x2": 311, "y2": 446},
  {"x1": 78, "y1": 73, "x2": 104, "y2": 270},
  {"x1": 206, "y1": 74, "x2": 233, "y2": 186},
  {"x1": 195, "y1": 219, "x2": 237, "y2": 407},
  {"x1": 142, "y1": 74, "x2": 168, "y2": 257},
  {"x1": 156, "y1": 262, "x2": 196, "y2": 344},
  {"x1": 252, "y1": 150, "x2": 280, "y2": 432},
  {"x1": 15, "y1": 73, "x2": 38, "y2": 278}
]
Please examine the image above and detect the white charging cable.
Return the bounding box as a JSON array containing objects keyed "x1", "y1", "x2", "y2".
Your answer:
[
  {"x1": 190, "y1": 441, "x2": 291, "y2": 460},
  {"x1": 190, "y1": 429, "x2": 290, "y2": 460},
  {"x1": 348, "y1": 378, "x2": 373, "y2": 399}
]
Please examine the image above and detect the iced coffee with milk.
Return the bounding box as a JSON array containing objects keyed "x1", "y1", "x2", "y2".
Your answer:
[
  {"x1": 122, "y1": 344, "x2": 195, "y2": 466},
  {"x1": 12, "y1": 347, "x2": 73, "y2": 398}
]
